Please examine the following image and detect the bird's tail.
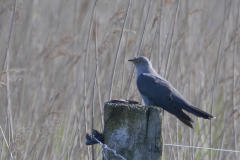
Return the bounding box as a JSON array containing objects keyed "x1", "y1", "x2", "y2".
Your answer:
[
  {"x1": 177, "y1": 116, "x2": 194, "y2": 129},
  {"x1": 186, "y1": 105, "x2": 215, "y2": 119}
]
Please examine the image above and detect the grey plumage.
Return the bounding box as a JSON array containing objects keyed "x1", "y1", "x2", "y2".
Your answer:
[{"x1": 129, "y1": 56, "x2": 215, "y2": 128}]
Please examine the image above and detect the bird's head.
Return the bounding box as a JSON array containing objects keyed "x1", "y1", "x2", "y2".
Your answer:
[{"x1": 128, "y1": 56, "x2": 152, "y2": 69}]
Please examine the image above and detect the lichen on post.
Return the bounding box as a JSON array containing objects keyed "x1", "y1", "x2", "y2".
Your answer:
[{"x1": 103, "y1": 101, "x2": 163, "y2": 160}]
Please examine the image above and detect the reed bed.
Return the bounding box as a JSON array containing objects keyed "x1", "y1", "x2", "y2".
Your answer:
[{"x1": 0, "y1": 0, "x2": 239, "y2": 159}]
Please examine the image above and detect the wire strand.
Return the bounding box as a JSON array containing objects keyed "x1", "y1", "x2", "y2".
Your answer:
[{"x1": 164, "y1": 144, "x2": 240, "y2": 153}]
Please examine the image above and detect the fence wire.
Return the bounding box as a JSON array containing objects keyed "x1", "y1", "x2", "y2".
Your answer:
[
  {"x1": 164, "y1": 144, "x2": 240, "y2": 153},
  {"x1": 91, "y1": 134, "x2": 127, "y2": 160},
  {"x1": 90, "y1": 134, "x2": 240, "y2": 160}
]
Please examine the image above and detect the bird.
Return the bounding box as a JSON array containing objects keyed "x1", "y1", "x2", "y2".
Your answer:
[{"x1": 128, "y1": 56, "x2": 215, "y2": 128}]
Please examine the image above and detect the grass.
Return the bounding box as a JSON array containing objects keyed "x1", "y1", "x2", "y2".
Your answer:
[{"x1": 0, "y1": 0, "x2": 240, "y2": 159}]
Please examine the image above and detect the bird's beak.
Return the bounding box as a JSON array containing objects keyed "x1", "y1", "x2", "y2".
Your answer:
[{"x1": 128, "y1": 59, "x2": 136, "y2": 63}]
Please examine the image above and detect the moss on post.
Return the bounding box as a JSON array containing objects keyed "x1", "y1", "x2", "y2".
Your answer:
[{"x1": 103, "y1": 101, "x2": 163, "y2": 160}]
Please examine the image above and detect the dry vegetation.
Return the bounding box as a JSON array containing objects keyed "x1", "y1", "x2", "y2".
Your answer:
[{"x1": 0, "y1": 0, "x2": 240, "y2": 159}]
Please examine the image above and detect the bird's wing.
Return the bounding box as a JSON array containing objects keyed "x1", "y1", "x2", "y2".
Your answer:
[
  {"x1": 137, "y1": 73, "x2": 193, "y2": 126},
  {"x1": 137, "y1": 73, "x2": 172, "y2": 99}
]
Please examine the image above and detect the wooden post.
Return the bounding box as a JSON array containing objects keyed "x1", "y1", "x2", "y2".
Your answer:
[{"x1": 103, "y1": 101, "x2": 163, "y2": 160}]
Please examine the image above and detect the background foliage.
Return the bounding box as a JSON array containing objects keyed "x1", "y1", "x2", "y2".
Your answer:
[{"x1": 0, "y1": 0, "x2": 239, "y2": 159}]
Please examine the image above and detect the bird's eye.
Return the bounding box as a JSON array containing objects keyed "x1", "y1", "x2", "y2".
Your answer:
[{"x1": 138, "y1": 59, "x2": 142, "y2": 63}]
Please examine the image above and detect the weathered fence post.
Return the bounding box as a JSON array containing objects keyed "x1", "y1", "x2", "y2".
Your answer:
[{"x1": 103, "y1": 101, "x2": 163, "y2": 160}]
